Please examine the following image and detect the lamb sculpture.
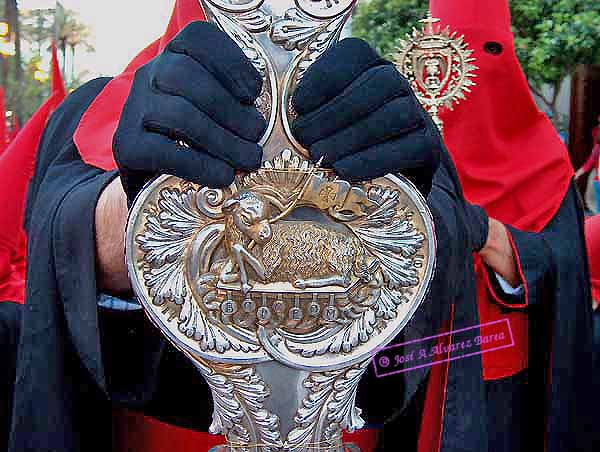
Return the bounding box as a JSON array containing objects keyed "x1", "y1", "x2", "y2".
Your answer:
[{"x1": 221, "y1": 191, "x2": 374, "y2": 294}]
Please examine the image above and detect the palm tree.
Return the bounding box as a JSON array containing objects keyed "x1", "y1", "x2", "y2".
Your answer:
[
  {"x1": 55, "y1": 3, "x2": 93, "y2": 80},
  {"x1": 20, "y1": 7, "x2": 55, "y2": 57},
  {"x1": 0, "y1": 1, "x2": 95, "y2": 120},
  {"x1": 21, "y1": 3, "x2": 94, "y2": 84}
]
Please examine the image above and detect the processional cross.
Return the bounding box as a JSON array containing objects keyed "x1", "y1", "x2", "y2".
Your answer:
[{"x1": 125, "y1": 2, "x2": 436, "y2": 451}]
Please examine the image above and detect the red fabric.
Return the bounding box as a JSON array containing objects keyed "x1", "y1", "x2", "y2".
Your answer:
[
  {"x1": 0, "y1": 245, "x2": 24, "y2": 303},
  {"x1": 430, "y1": 0, "x2": 573, "y2": 380},
  {"x1": 51, "y1": 43, "x2": 66, "y2": 100},
  {"x1": 475, "y1": 227, "x2": 529, "y2": 377},
  {"x1": 112, "y1": 409, "x2": 379, "y2": 452},
  {"x1": 430, "y1": 0, "x2": 573, "y2": 231},
  {"x1": 579, "y1": 144, "x2": 600, "y2": 174},
  {"x1": 592, "y1": 125, "x2": 600, "y2": 181},
  {"x1": 578, "y1": 125, "x2": 600, "y2": 178},
  {"x1": 475, "y1": 258, "x2": 528, "y2": 378},
  {"x1": 585, "y1": 215, "x2": 600, "y2": 302},
  {"x1": 0, "y1": 42, "x2": 65, "y2": 303},
  {"x1": 73, "y1": 0, "x2": 207, "y2": 171},
  {"x1": 417, "y1": 307, "x2": 454, "y2": 452}
]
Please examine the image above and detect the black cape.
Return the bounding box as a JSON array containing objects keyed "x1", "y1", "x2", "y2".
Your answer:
[
  {"x1": 9, "y1": 77, "x2": 595, "y2": 452},
  {"x1": 0, "y1": 301, "x2": 20, "y2": 450},
  {"x1": 482, "y1": 184, "x2": 597, "y2": 452}
]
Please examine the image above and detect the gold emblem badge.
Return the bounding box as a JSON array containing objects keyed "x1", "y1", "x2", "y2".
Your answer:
[{"x1": 395, "y1": 12, "x2": 477, "y2": 131}]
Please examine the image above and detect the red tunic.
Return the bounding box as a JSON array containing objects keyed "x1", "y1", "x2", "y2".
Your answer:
[
  {"x1": 585, "y1": 215, "x2": 600, "y2": 302},
  {"x1": 112, "y1": 409, "x2": 380, "y2": 452}
]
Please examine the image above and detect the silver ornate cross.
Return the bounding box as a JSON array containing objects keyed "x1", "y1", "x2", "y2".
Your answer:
[
  {"x1": 125, "y1": 1, "x2": 436, "y2": 451},
  {"x1": 200, "y1": 0, "x2": 358, "y2": 162}
]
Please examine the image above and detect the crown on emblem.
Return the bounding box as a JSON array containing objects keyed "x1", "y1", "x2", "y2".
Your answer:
[{"x1": 395, "y1": 12, "x2": 478, "y2": 132}]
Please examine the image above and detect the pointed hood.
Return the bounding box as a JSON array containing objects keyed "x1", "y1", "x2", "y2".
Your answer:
[
  {"x1": 430, "y1": 0, "x2": 511, "y2": 33},
  {"x1": 429, "y1": 0, "x2": 573, "y2": 232},
  {"x1": 73, "y1": 0, "x2": 207, "y2": 170},
  {"x1": 51, "y1": 41, "x2": 67, "y2": 99},
  {"x1": 0, "y1": 39, "x2": 66, "y2": 303}
]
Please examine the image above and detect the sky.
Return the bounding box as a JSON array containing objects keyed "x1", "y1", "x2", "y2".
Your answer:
[
  {"x1": 18, "y1": 1, "x2": 354, "y2": 81},
  {"x1": 21, "y1": 0, "x2": 176, "y2": 79}
]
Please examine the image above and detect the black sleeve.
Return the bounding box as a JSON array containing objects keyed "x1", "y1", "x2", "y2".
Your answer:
[
  {"x1": 11, "y1": 78, "x2": 166, "y2": 452},
  {"x1": 482, "y1": 185, "x2": 587, "y2": 311},
  {"x1": 371, "y1": 150, "x2": 488, "y2": 451},
  {"x1": 381, "y1": 150, "x2": 489, "y2": 452},
  {"x1": 481, "y1": 225, "x2": 552, "y2": 308},
  {"x1": 24, "y1": 78, "x2": 112, "y2": 231},
  {"x1": 529, "y1": 184, "x2": 596, "y2": 449},
  {"x1": 0, "y1": 302, "x2": 20, "y2": 451},
  {"x1": 483, "y1": 183, "x2": 596, "y2": 449}
]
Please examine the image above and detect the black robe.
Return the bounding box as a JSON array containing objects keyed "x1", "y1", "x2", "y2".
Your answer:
[
  {"x1": 482, "y1": 184, "x2": 597, "y2": 452},
  {"x1": 0, "y1": 301, "x2": 20, "y2": 451},
  {"x1": 9, "y1": 77, "x2": 595, "y2": 452},
  {"x1": 376, "y1": 183, "x2": 596, "y2": 452},
  {"x1": 374, "y1": 173, "x2": 596, "y2": 452}
]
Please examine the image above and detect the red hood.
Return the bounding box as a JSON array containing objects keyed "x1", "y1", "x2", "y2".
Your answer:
[{"x1": 430, "y1": 0, "x2": 573, "y2": 232}]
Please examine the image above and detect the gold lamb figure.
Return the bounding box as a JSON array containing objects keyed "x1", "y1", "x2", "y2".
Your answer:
[{"x1": 221, "y1": 191, "x2": 373, "y2": 294}]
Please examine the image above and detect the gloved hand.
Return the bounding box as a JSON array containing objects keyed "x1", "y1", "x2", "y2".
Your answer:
[
  {"x1": 114, "y1": 22, "x2": 266, "y2": 205},
  {"x1": 291, "y1": 38, "x2": 440, "y2": 196}
]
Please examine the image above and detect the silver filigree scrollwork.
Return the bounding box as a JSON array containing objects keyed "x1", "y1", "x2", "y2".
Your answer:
[
  {"x1": 286, "y1": 359, "x2": 371, "y2": 452},
  {"x1": 127, "y1": 2, "x2": 436, "y2": 451},
  {"x1": 137, "y1": 186, "x2": 206, "y2": 307},
  {"x1": 193, "y1": 357, "x2": 283, "y2": 451},
  {"x1": 295, "y1": 0, "x2": 356, "y2": 19},
  {"x1": 128, "y1": 145, "x2": 435, "y2": 450},
  {"x1": 270, "y1": 5, "x2": 351, "y2": 82},
  {"x1": 270, "y1": 0, "x2": 358, "y2": 153},
  {"x1": 129, "y1": 141, "x2": 433, "y2": 452},
  {"x1": 200, "y1": 0, "x2": 359, "y2": 156},
  {"x1": 136, "y1": 183, "x2": 263, "y2": 355},
  {"x1": 134, "y1": 151, "x2": 429, "y2": 363}
]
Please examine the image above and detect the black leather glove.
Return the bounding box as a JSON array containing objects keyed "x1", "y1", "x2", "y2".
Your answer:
[
  {"x1": 291, "y1": 38, "x2": 440, "y2": 196},
  {"x1": 114, "y1": 22, "x2": 266, "y2": 205}
]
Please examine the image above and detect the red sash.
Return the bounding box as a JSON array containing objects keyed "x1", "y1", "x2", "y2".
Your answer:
[{"x1": 113, "y1": 408, "x2": 380, "y2": 452}]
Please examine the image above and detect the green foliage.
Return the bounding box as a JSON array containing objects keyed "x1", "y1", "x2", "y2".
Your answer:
[
  {"x1": 17, "y1": 57, "x2": 51, "y2": 119},
  {"x1": 20, "y1": 8, "x2": 55, "y2": 57},
  {"x1": 1, "y1": 3, "x2": 94, "y2": 122},
  {"x1": 1, "y1": 57, "x2": 44, "y2": 120},
  {"x1": 511, "y1": 0, "x2": 600, "y2": 91},
  {"x1": 1, "y1": 54, "x2": 50, "y2": 123},
  {"x1": 353, "y1": 0, "x2": 600, "y2": 126},
  {"x1": 352, "y1": 0, "x2": 428, "y2": 58}
]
